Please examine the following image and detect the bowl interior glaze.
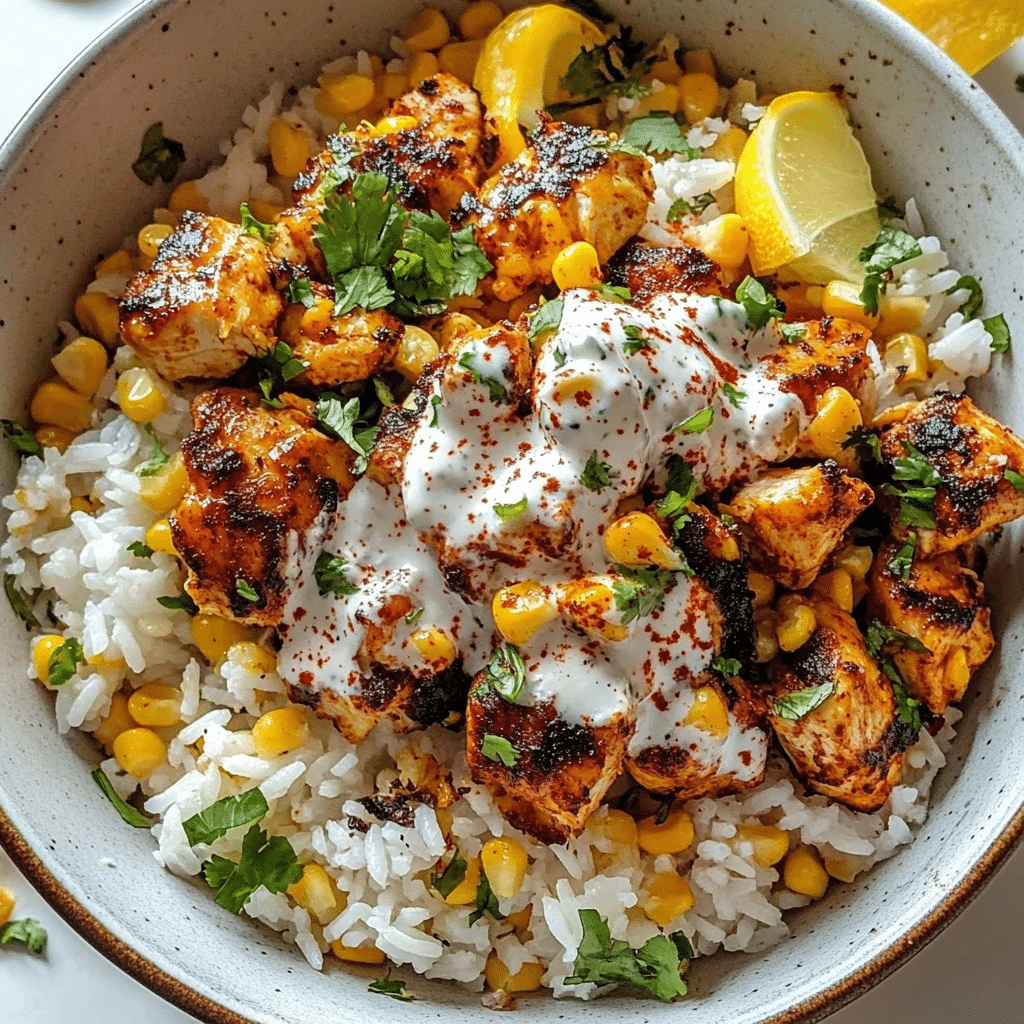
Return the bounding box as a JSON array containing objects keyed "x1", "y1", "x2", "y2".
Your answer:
[{"x1": 2, "y1": 1, "x2": 1024, "y2": 1022}]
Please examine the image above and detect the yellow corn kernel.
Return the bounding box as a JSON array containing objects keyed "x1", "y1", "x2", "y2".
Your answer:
[
  {"x1": 736, "y1": 823, "x2": 789, "y2": 867},
  {"x1": 631, "y1": 84, "x2": 679, "y2": 118},
  {"x1": 649, "y1": 58, "x2": 682, "y2": 84},
  {"x1": 821, "y1": 280, "x2": 880, "y2": 331},
  {"x1": 823, "y1": 853, "x2": 859, "y2": 883},
  {"x1": 551, "y1": 241, "x2": 602, "y2": 291},
  {"x1": 876, "y1": 294, "x2": 928, "y2": 340},
  {"x1": 562, "y1": 580, "x2": 628, "y2": 642},
  {"x1": 443, "y1": 855, "x2": 481, "y2": 905},
  {"x1": 706, "y1": 124, "x2": 748, "y2": 164},
  {"x1": 93, "y1": 691, "x2": 135, "y2": 751},
  {"x1": 127, "y1": 683, "x2": 182, "y2": 728},
  {"x1": 145, "y1": 518, "x2": 177, "y2": 556},
  {"x1": 0, "y1": 884, "x2": 14, "y2": 927},
  {"x1": 288, "y1": 863, "x2": 338, "y2": 924},
  {"x1": 717, "y1": 533, "x2": 741, "y2": 562},
  {"x1": 268, "y1": 118, "x2": 312, "y2": 178},
  {"x1": 459, "y1": 0, "x2": 504, "y2": 39},
  {"x1": 644, "y1": 871, "x2": 695, "y2": 926},
  {"x1": 748, "y1": 570, "x2": 775, "y2": 609},
  {"x1": 410, "y1": 627, "x2": 457, "y2": 669},
  {"x1": 402, "y1": 6, "x2": 451, "y2": 51},
  {"x1": 507, "y1": 288, "x2": 543, "y2": 323},
  {"x1": 246, "y1": 197, "x2": 285, "y2": 225},
  {"x1": 440, "y1": 312, "x2": 478, "y2": 349},
  {"x1": 32, "y1": 635, "x2": 67, "y2": 685},
  {"x1": 113, "y1": 727, "x2": 167, "y2": 779},
  {"x1": 678, "y1": 72, "x2": 720, "y2": 123},
  {"x1": 316, "y1": 73, "x2": 376, "y2": 118},
  {"x1": 378, "y1": 73, "x2": 408, "y2": 104},
  {"x1": 753, "y1": 608, "x2": 780, "y2": 663},
  {"x1": 683, "y1": 686, "x2": 729, "y2": 739},
  {"x1": 34, "y1": 425, "x2": 77, "y2": 453},
  {"x1": 811, "y1": 568, "x2": 854, "y2": 613},
  {"x1": 395, "y1": 325, "x2": 440, "y2": 381},
  {"x1": 485, "y1": 951, "x2": 545, "y2": 993},
  {"x1": 602, "y1": 809, "x2": 640, "y2": 849},
  {"x1": 407, "y1": 50, "x2": 441, "y2": 86},
  {"x1": 253, "y1": 705, "x2": 310, "y2": 757},
  {"x1": 783, "y1": 845, "x2": 830, "y2": 900},
  {"x1": 505, "y1": 905, "x2": 533, "y2": 934},
  {"x1": 138, "y1": 450, "x2": 188, "y2": 512},
  {"x1": 438, "y1": 39, "x2": 484, "y2": 84},
  {"x1": 637, "y1": 809, "x2": 695, "y2": 855},
  {"x1": 137, "y1": 223, "x2": 174, "y2": 260},
  {"x1": 74, "y1": 291, "x2": 120, "y2": 347},
  {"x1": 167, "y1": 179, "x2": 209, "y2": 215},
  {"x1": 883, "y1": 332, "x2": 928, "y2": 383},
  {"x1": 776, "y1": 599, "x2": 816, "y2": 653},
  {"x1": 69, "y1": 496, "x2": 95, "y2": 515},
  {"x1": 30, "y1": 379, "x2": 94, "y2": 433},
  {"x1": 51, "y1": 336, "x2": 108, "y2": 398},
  {"x1": 117, "y1": 367, "x2": 166, "y2": 422},
  {"x1": 805, "y1": 386, "x2": 862, "y2": 462},
  {"x1": 604, "y1": 512, "x2": 685, "y2": 570},
  {"x1": 95, "y1": 249, "x2": 134, "y2": 277},
  {"x1": 834, "y1": 544, "x2": 873, "y2": 580},
  {"x1": 492, "y1": 581, "x2": 557, "y2": 645},
  {"x1": 683, "y1": 49, "x2": 716, "y2": 77},
  {"x1": 228, "y1": 640, "x2": 278, "y2": 676},
  {"x1": 685, "y1": 214, "x2": 749, "y2": 271},
  {"x1": 948, "y1": 646, "x2": 971, "y2": 693},
  {"x1": 331, "y1": 941, "x2": 386, "y2": 964},
  {"x1": 481, "y1": 837, "x2": 529, "y2": 899},
  {"x1": 370, "y1": 114, "x2": 419, "y2": 138},
  {"x1": 562, "y1": 105, "x2": 601, "y2": 129},
  {"x1": 551, "y1": 372, "x2": 598, "y2": 404},
  {"x1": 190, "y1": 613, "x2": 258, "y2": 664}
]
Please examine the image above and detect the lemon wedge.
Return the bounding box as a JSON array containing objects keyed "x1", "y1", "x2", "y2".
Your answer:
[
  {"x1": 473, "y1": 4, "x2": 606, "y2": 131},
  {"x1": 880, "y1": 0, "x2": 1024, "y2": 75},
  {"x1": 734, "y1": 90, "x2": 880, "y2": 285}
]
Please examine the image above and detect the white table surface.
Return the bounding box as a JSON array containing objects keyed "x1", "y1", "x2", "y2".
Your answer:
[{"x1": 2, "y1": 3, "x2": 1024, "y2": 1022}]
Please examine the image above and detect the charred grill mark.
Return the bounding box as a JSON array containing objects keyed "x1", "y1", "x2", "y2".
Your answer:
[
  {"x1": 893, "y1": 579, "x2": 980, "y2": 630},
  {"x1": 405, "y1": 659, "x2": 471, "y2": 727},
  {"x1": 534, "y1": 717, "x2": 596, "y2": 773},
  {"x1": 607, "y1": 242, "x2": 720, "y2": 302},
  {"x1": 358, "y1": 793, "x2": 417, "y2": 827},
  {"x1": 905, "y1": 400, "x2": 969, "y2": 460}
]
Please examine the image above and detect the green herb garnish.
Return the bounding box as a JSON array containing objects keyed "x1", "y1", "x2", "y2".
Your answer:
[
  {"x1": 947, "y1": 275, "x2": 983, "y2": 321},
  {"x1": 841, "y1": 426, "x2": 882, "y2": 464},
  {"x1": 4, "y1": 574, "x2": 39, "y2": 628},
  {"x1": 182, "y1": 789, "x2": 270, "y2": 846},
  {"x1": 136, "y1": 422, "x2": 169, "y2": 477},
  {"x1": 736, "y1": 276, "x2": 784, "y2": 331},
  {"x1": 983, "y1": 313, "x2": 1011, "y2": 353},
  {"x1": 239, "y1": 203, "x2": 275, "y2": 243},
  {"x1": 0, "y1": 419, "x2": 44, "y2": 459},
  {"x1": 157, "y1": 592, "x2": 199, "y2": 615},
  {"x1": 481, "y1": 734, "x2": 521, "y2": 767},
  {"x1": 619, "y1": 112, "x2": 700, "y2": 157},
  {"x1": 551, "y1": 27, "x2": 654, "y2": 113},
  {"x1": 622, "y1": 324, "x2": 653, "y2": 355},
  {"x1": 428, "y1": 394, "x2": 442, "y2": 428},
  {"x1": 876, "y1": 195, "x2": 905, "y2": 222},
  {"x1": 369, "y1": 972, "x2": 413, "y2": 1001},
  {"x1": 864, "y1": 619, "x2": 931, "y2": 659},
  {"x1": 430, "y1": 854, "x2": 467, "y2": 898},
  {"x1": 283, "y1": 276, "x2": 316, "y2": 307},
  {"x1": 314, "y1": 552, "x2": 359, "y2": 598},
  {"x1": 581, "y1": 450, "x2": 613, "y2": 492},
  {"x1": 772, "y1": 683, "x2": 834, "y2": 721},
  {"x1": 457, "y1": 351, "x2": 508, "y2": 403},
  {"x1": 0, "y1": 918, "x2": 47, "y2": 955},
  {"x1": 483, "y1": 644, "x2": 526, "y2": 702},
  {"x1": 468, "y1": 874, "x2": 502, "y2": 925},
  {"x1": 656, "y1": 454, "x2": 698, "y2": 523},
  {"x1": 47, "y1": 637, "x2": 84, "y2": 688},
  {"x1": 257, "y1": 341, "x2": 309, "y2": 405},
  {"x1": 314, "y1": 393, "x2": 378, "y2": 473},
  {"x1": 373, "y1": 378, "x2": 395, "y2": 408},
  {"x1": 203, "y1": 823, "x2": 304, "y2": 915},
  {"x1": 670, "y1": 406, "x2": 714, "y2": 435},
  {"x1": 405, "y1": 607, "x2": 424, "y2": 626},
  {"x1": 612, "y1": 566, "x2": 676, "y2": 624},
  {"x1": 131, "y1": 122, "x2": 186, "y2": 186},
  {"x1": 858, "y1": 226, "x2": 922, "y2": 315},
  {"x1": 721, "y1": 381, "x2": 746, "y2": 408},
  {"x1": 711, "y1": 656, "x2": 742, "y2": 679},
  {"x1": 887, "y1": 533, "x2": 917, "y2": 579},
  {"x1": 528, "y1": 298, "x2": 564, "y2": 343},
  {"x1": 127, "y1": 540, "x2": 154, "y2": 558},
  {"x1": 91, "y1": 767, "x2": 152, "y2": 828},
  {"x1": 666, "y1": 193, "x2": 715, "y2": 222},
  {"x1": 236, "y1": 579, "x2": 259, "y2": 603},
  {"x1": 596, "y1": 284, "x2": 632, "y2": 302},
  {"x1": 494, "y1": 496, "x2": 528, "y2": 520},
  {"x1": 779, "y1": 323, "x2": 807, "y2": 342}
]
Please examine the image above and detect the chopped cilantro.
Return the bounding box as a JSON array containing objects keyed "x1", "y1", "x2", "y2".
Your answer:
[
  {"x1": 612, "y1": 566, "x2": 676, "y2": 624},
  {"x1": 91, "y1": 768, "x2": 152, "y2": 828},
  {"x1": 157, "y1": 592, "x2": 199, "y2": 615},
  {"x1": 314, "y1": 393, "x2": 378, "y2": 473},
  {"x1": 468, "y1": 873, "x2": 502, "y2": 925},
  {"x1": 182, "y1": 789, "x2": 270, "y2": 846},
  {"x1": 127, "y1": 540, "x2": 154, "y2": 558},
  {"x1": 779, "y1": 322, "x2": 807, "y2": 342},
  {"x1": 858, "y1": 226, "x2": 922, "y2": 315},
  {"x1": 666, "y1": 192, "x2": 715, "y2": 222},
  {"x1": 882, "y1": 440, "x2": 940, "y2": 529},
  {"x1": 983, "y1": 313, "x2": 1011, "y2": 353},
  {"x1": 405, "y1": 607, "x2": 424, "y2": 626},
  {"x1": 1017, "y1": 73, "x2": 1024, "y2": 93},
  {"x1": 283, "y1": 276, "x2": 316, "y2": 307},
  {"x1": 257, "y1": 340, "x2": 309, "y2": 405},
  {"x1": 670, "y1": 405, "x2": 714, "y2": 435},
  {"x1": 203, "y1": 823, "x2": 304, "y2": 915},
  {"x1": 47, "y1": 637, "x2": 84, "y2": 688},
  {"x1": 373, "y1": 378, "x2": 395, "y2": 407},
  {"x1": 553, "y1": 346, "x2": 568, "y2": 369},
  {"x1": 369, "y1": 972, "x2": 413, "y2": 1001},
  {"x1": 1005, "y1": 468, "x2": 1024, "y2": 492},
  {"x1": 841, "y1": 426, "x2": 882, "y2": 463},
  {"x1": 552, "y1": 27, "x2": 654, "y2": 113},
  {"x1": 721, "y1": 381, "x2": 746, "y2": 408},
  {"x1": 239, "y1": 203, "x2": 275, "y2": 243},
  {"x1": 887, "y1": 533, "x2": 917, "y2": 580},
  {"x1": 235, "y1": 579, "x2": 259, "y2": 603},
  {"x1": 481, "y1": 734, "x2": 521, "y2": 767},
  {"x1": 596, "y1": 284, "x2": 632, "y2": 302},
  {"x1": 428, "y1": 394, "x2": 442, "y2": 428},
  {"x1": 0, "y1": 918, "x2": 47, "y2": 955},
  {"x1": 0, "y1": 419, "x2": 43, "y2": 459},
  {"x1": 773, "y1": 683, "x2": 834, "y2": 721},
  {"x1": 494, "y1": 496, "x2": 528, "y2": 520},
  {"x1": 711, "y1": 656, "x2": 742, "y2": 679},
  {"x1": 881, "y1": 660, "x2": 924, "y2": 734},
  {"x1": 483, "y1": 644, "x2": 526, "y2": 702},
  {"x1": 581, "y1": 450, "x2": 613, "y2": 492},
  {"x1": 947, "y1": 275, "x2": 983, "y2": 321},
  {"x1": 735, "y1": 276, "x2": 784, "y2": 331},
  {"x1": 864, "y1": 619, "x2": 931, "y2": 659},
  {"x1": 457, "y1": 351, "x2": 508, "y2": 403},
  {"x1": 656, "y1": 454, "x2": 698, "y2": 523},
  {"x1": 619, "y1": 112, "x2": 700, "y2": 157},
  {"x1": 131, "y1": 122, "x2": 186, "y2": 186},
  {"x1": 136, "y1": 422, "x2": 169, "y2": 477},
  {"x1": 876, "y1": 195, "x2": 906, "y2": 222},
  {"x1": 314, "y1": 552, "x2": 359, "y2": 598},
  {"x1": 622, "y1": 324, "x2": 653, "y2": 355},
  {"x1": 4, "y1": 574, "x2": 39, "y2": 628},
  {"x1": 430, "y1": 854, "x2": 467, "y2": 898}
]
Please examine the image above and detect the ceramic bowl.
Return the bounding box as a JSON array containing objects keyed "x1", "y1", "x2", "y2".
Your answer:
[{"x1": 2, "y1": 1, "x2": 1024, "y2": 1021}]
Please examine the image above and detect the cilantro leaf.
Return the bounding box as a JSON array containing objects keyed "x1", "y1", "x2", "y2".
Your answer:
[
  {"x1": 182, "y1": 789, "x2": 269, "y2": 846},
  {"x1": 581, "y1": 450, "x2": 613, "y2": 492},
  {"x1": 553, "y1": 347, "x2": 568, "y2": 369},
  {"x1": 1, "y1": 419, "x2": 44, "y2": 459},
  {"x1": 314, "y1": 393, "x2": 378, "y2": 473},
  {"x1": 314, "y1": 552, "x2": 359, "y2": 597},
  {"x1": 529, "y1": 298, "x2": 564, "y2": 341},
  {"x1": 892, "y1": 442, "x2": 941, "y2": 487},
  {"x1": 947, "y1": 275, "x2": 983, "y2": 321},
  {"x1": 373, "y1": 378, "x2": 395, "y2": 408},
  {"x1": 711, "y1": 656, "x2": 742, "y2": 678},
  {"x1": 91, "y1": 767, "x2": 152, "y2": 828},
  {"x1": 670, "y1": 406, "x2": 714, "y2": 435},
  {"x1": 983, "y1": 313, "x2": 1011, "y2": 353},
  {"x1": 481, "y1": 734, "x2": 520, "y2": 767},
  {"x1": 127, "y1": 540, "x2": 154, "y2": 558},
  {"x1": 735, "y1": 276, "x2": 784, "y2": 331},
  {"x1": 596, "y1": 284, "x2": 631, "y2": 302},
  {"x1": 876, "y1": 195, "x2": 905, "y2": 222},
  {"x1": 864, "y1": 619, "x2": 931, "y2": 659},
  {"x1": 773, "y1": 683, "x2": 834, "y2": 721},
  {"x1": 622, "y1": 324, "x2": 654, "y2": 355},
  {"x1": 841, "y1": 426, "x2": 882, "y2": 463},
  {"x1": 858, "y1": 227, "x2": 922, "y2": 315},
  {"x1": 131, "y1": 122, "x2": 186, "y2": 186},
  {"x1": 202, "y1": 823, "x2": 303, "y2": 914},
  {"x1": 136, "y1": 422, "x2": 169, "y2": 477},
  {"x1": 657, "y1": 454, "x2": 698, "y2": 522},
  {"x1": 4, "y1": 574, "x2": 39, "y2": 628},
  {"x1": 256, "y1": 341, "x2": 309, "y2": 404},
  {"x1": 483, "y1": 644, "x2": 526, "y2": 702},
  {"x1": 887, "y1": 533, "x2": 916, "y2": 579},
  {"x1": 556, "y1": 27, "x2": 655, "y2": 107},
  {"x1": 779, "y1": 323, "x2": 807, "y2": 342},
  {"x1": 0, "y1": 918, "x2": 47, "y2": 955},
  {"x1": 428, "y1": 394, "x2": 442, "y2": 428},
  {"x1": 882, "y1": 441, "x2": 940, "y2": 528},
  {"x1": 1005, "y1": 468, "x2": 1024, "y2": 493},
  {"x1": 283, "y1": 276, "x2": 316, "y2": 307},
  {"x1": 430, "y1": 854, "x2": 467, "y2": 898},
  {"x1": 405, "y1": 607, "x2": 424, "y2": 626},
  {"x1": 449, "y1": 224, "x2": 493, "y2": 297},
  {"x1": 369, "y1": 972, "x2": 413, "y2": 1001},
  {"x1": 47, "y1": 637, "x2": 84, "y2": 688},
  {"x1": 493, "y1": 496, "x2": 528, "y2": 520},
  {"x1": 333, "y1": 264, "x2": 395, "y2": 317},
  {"x1": 457, "y1": 351, "x2": 508, "y2": 403},
  {"x1": 239, "y1": 203, "x2": 275, "y2": 243},
  {"x1": 882, "y1": 660, "x2": 924, "y2": 734},
  {"x1": 620, "y1": 112, "x2": 700, "y2": 157},
  {"x1": 157, "y1": 591, "x2": 199, "y2": 615},
  {"x1": 468, "y1": 873, "x2": 502, "y2": 925},
  {"x1": 666, "y1": 192, "x2": 714, "y2": 222},
  {"x1": 721, "y1": 381, "x2": 746, "y2": 408},
  {"x1": 612, "y1": 566, "x2": 676, "y2": 624},
  {"x1": 235, "y1": 579, "x2": 259, "y2": 603}
]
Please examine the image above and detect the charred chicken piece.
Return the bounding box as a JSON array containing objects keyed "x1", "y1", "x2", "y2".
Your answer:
[
  {"x1": 120, "y1": 212, "x2": 282, "y2": 382},
  {"x1": 606, "y1": 242, "x2": 722, "y2": 303}
]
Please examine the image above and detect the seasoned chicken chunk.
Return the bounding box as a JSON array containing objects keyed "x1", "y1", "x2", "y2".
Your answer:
[
  {"x1": 171, "y1": 388, "x2": 355, "y2": 625},
  {"x1": 767, "y1": 595, "x2": 907, "y2": 812},
  {"x1": 457, "y1": 116, "x2": 654, "y2": 301},
  {"x1": 878, "y1": 391, "x2": 1024, "y2": 555},
  {"x1": 120, "y1": 212, "x2": 282, "y2": 382},
  {"x1": 867, "y1": 539, "x2": 993, "y2": 715},
  {"x1": 606, "y1": 242, "x2": 722, "y2": 303},
  {"x1": 723, "y1": 461, "x2": 874, "y2": 589}
]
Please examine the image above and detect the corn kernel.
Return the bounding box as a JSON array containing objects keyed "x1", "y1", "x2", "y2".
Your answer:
[
  {"x1": 876, "y1": 294, "x2": 928, "y2": 340},
  {"x1": 683, "y1": 49, "x2": 716, "y2": 77},
  {"x1": 783, "y1": 845, "x2": 829, "y2": 899},
  {"x1": 370, "y1": 115, "x2": 419, "y2": 138},
  {"x1": 948, "y1": 646, "x2": 971, "y2": 693},
  {"x1": 439, "y1": 312, "x2": 478, "y2": 349},
  {"x1": 145, "y1": 518, "x2": 177, "y2": 556},
  {"x1": 717, "y1": 533, "x2": 741, "y2": 562},
  {"x1": 823, "y1": 853, "x2": 859, "y2": 883},
  {"x1": 128, "y1": 682, "x2": 182, "y2": 728},
  {"x1": 190, "y1": 613, "x2": 258, "y2": 664},
  {"x1": 443, "y1": 855, "x2": 481, "y2": 905},
  {"x1": 113, "y1": 727, "x2": 167, "y2": 779},
  {"x1": 253, "y1": 705, "x2": 310, "y2": 756},
  {"x1": 602, "y1": 809, "x2": 640, "y2": 849},
  {"x1": 753, "y1": 610, "x2": 780, "y2": 664},
  {"x1": 678, "y1": 72, "x2": 720, "y2": 123},
  {"x1": 834, "y1": 544, "x2": 873, "y2": 580},
  {"x1": 410, "y1": 627, "x2": 457, "y2": 669},
  {"x1": 138, "y1": 450, "x2": 188, "y2": 513},
  {"x1": 32, "y1": 634, "x2": 67, "y2": 685},
  {"x1": 883, "y1": 332, "x2": 928, "y2": 383},
  {"x1": 508, "y1": 289, "x2": 543, "y2": 323},
  {"x1": 551, "y1": 241, "x2": 602, "y2": 291},
  {"x1": 268, "y1": 118, "x2": 312, "y2": 178},
  {"x1": 776, "y1": 600, "x2": 816, "y2": 652},
  {"x1": 706, "y1": 124, "x2": 748, "y2": 164},
  {"x1": 331, "y1": 941, "x2": 386, "y2": 964},
  {"x1": 69, "y1": 496, "x2": 94, "y2": 514},
  {"x1": 227, "y1": 640, "x2": 278, "y2": 676},
  {"x1": 685, "y1": 214, "x2": 749, "y2": 271},
  {"x1": 631, "y1": 84, "x2": 679, "y2": 117},
  {"x1": 402, "y1": 6, "x2": 451, "y2": 51},
  {"x1": 637, "y1": 809, "x2": 695, "y2": 855},
  {"x1": 51, "y1": 336, "x2": 108, "y2": 398},
  {"x1": 649, "y1": 58, "x2": 682, "y2": 84},
  {"x1": 93, "y1": 691, "x2": 135, "y2": 751},
  {"x1": 821, "y1": 280, "x2": 880, "y2": 331},
  {"x1": 736, "y1": 823, "x2": 789, "y2": 867},
  {"x1": 805, "y1": 386, "x2": 862, "y2": 461},
  {"x1": 485, "y1": 951, "x2": 545, "y2": 993},
  {"x1": 34, "y1": 425, "x2": 77, "y2": 453},
  {"x1": 288, "y1": 863, "x2": 339, "y2": 924},
  {"x1": 137, "y1": 223, "x2": 174, "y2": 260},
  {"x1": 644, "y1": 870, "x2": 695, "y2": 926},
  {"x1": 396, "y1": 325, "x2": 440, "y2": 381},
  {"x1": 247, "y1": 197, "x2": 285, "y2": 224},
  {"x1": 30, "y1": 379, "x2": 94, "y2": 433},
  {"x1": 0, "y1": 885, "x2": 14, "y2": 927},
  {"x1": 604, "y1": 512, "x2": 685, "y2": 570},
  {"x1": 459, "y1": 0, "x2": 504, "y2": 39},
  {"x1": 75, "y1": 291, "x2": 121, "y2": 347},
  {"x1": 481, "y1": 837, "x2": 529, "y2": 899},
  {"x1": 492, "y1": 581, "x2": 557, "y2": 645},
  {"x1": 683, "y1": 686, "x2": 730, "y2": 738},
  {"x1": 748, "y1": 570, "x2": 775, "y2": 609},
  {"x1": 95, "y1": 249, "x2": 134, "y2": 277},
  {"x1": 167, "y1": 179, "x2": 210, "y2": 215},
  {"x1": 407, "y1": 50, "x2": 441, "y2": 86},
  {"x1": 561, "y1": 580, "x2": 628, "y2": 642},
  {"x1": 438, "y1": 39, "x2": 484, "y2": 84},
  {"x1": 117, "y1": 367, "x2": 166, "y2": 422},
  {"x1": 505, "y1": 905, "x2": 532, "y2": 933},
  {"x1": 316, "y1": 73, "x2": 376, "y2": 118},
  {"x1": 811, "y1": 569, "x2": 854, "y2": 612}
]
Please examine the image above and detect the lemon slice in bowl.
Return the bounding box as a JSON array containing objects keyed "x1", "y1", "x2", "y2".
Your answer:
[
  {"x1": 473, "y1": 4, "x2": 606, "y2": 132},
  {"x1": 735, "y1": 90, "x2": 881, "y2": 285}
]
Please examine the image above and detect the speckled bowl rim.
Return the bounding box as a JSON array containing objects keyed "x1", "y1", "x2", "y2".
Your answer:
[{"x1": 2, "y1": 1, "x2": 1024, "y2": 1021}]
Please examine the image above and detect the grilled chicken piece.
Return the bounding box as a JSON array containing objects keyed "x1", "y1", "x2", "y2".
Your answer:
[
  {"x1": 171, "y1": 388, "x2": 355, "y2": 625},
  {"x1": 878, "y1": 391, "x2": 1024, "y2": 555},
  {"x1": 767, "y1": 594, "x2": 907, "y2": 812},
  {"x1": 723, "y1": 461, "x2": 874, "y2": 589},
  {"x1": 120, "y1": 212, "x2": 282, "y2": 382},
  {"x1": 277, "y1": 286, "x2": 403, "y2": 386},
  {"x1": 606, "y1": 242, "x2": 722, "y2": 302},
  {"x1": 867, "y1": 538, "x2": 994, "y2": 715},
  {"x1": 458, "y1": 116, "x2": 654, "y2": 301}
]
